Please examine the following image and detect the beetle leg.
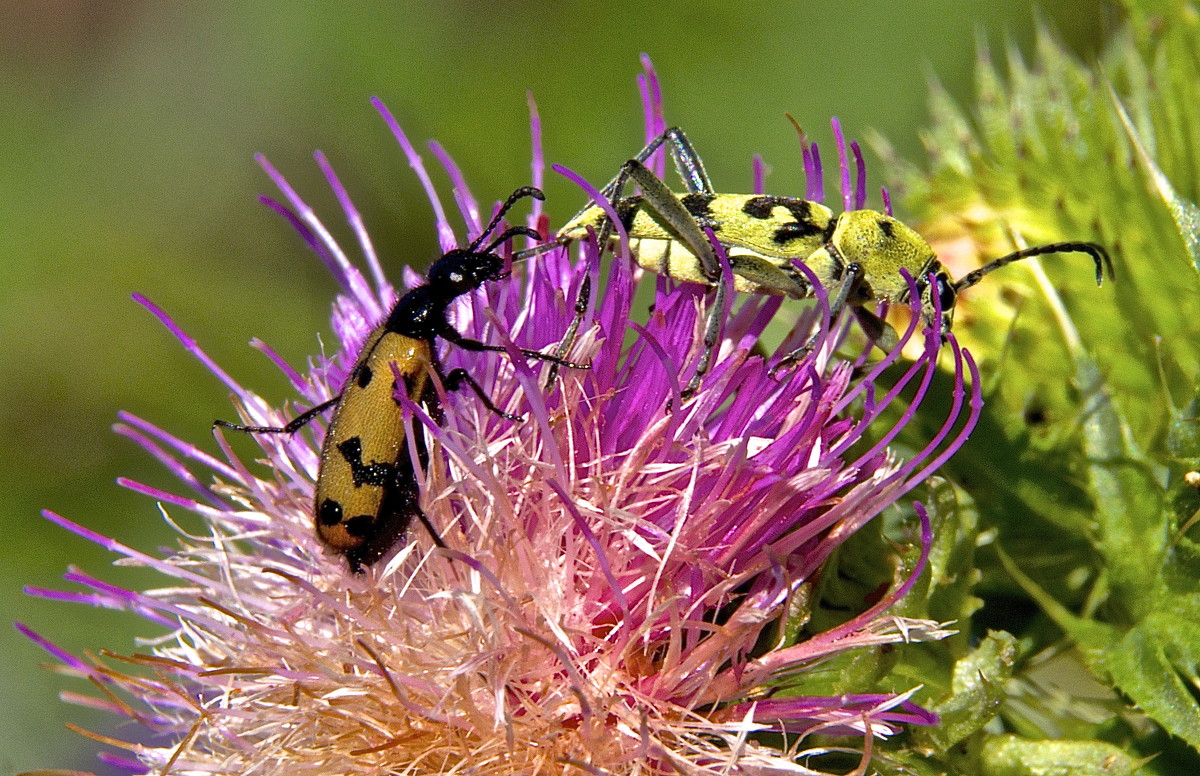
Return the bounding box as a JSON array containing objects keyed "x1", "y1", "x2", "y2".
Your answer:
[
  {"x1": 439, "y1": 325, "x2": 590, "y2": 370},
  {"x1": 214, "y1": 394, "x2": 340, "y2": 435},
  {"x1": 584, "y1": 126, "x2": 715, "y2": 211},
  {"x1": 772, "y1": 262, "x2": 864, "y2": 374},
  {"x1": 542, "y1": 271, "x2": 592, "y2": 391},
  {"x1": 852, "y1": 307, "x2": 899, "y2": 352},
  {"x1": 441, "y1": 366, "x2": 523, "y2": 422},
  {"x1": 658, "y1": 127, "x2": 713, "y2": 195},
  {"x1": 682, "y1": 268, "x2": 728, "y2": 399},
  {"x1": 623, "y1": 160, "x2": 719, "y2": 278},
  {"x1": 537, "y1": 127, "x2": 725, "y2": 397}
]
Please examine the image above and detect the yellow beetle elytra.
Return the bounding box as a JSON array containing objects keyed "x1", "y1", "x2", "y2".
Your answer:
[
  {"x1": 218, "y1": 186, "x2": 586, "y2": 572},
  {"x1": 521, "y1": 127, "x2": 1112, "y2": 395}
]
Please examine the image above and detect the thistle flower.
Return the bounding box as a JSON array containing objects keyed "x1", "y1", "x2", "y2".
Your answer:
[{"x1": 22, "y1": 60, "x2": 980, "y2": 775}]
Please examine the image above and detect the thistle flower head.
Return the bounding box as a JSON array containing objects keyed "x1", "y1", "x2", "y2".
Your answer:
[{"x1": 23, "y1": 59, "x2": 979, "y2": 775}]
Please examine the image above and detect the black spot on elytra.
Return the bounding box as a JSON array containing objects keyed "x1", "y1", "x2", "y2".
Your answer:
[
  {"x1": 878, "y1": 218, "x2": 895, "y2": 239},
  {"x1": 681, "y1": 193, "x2": 715, "y2": 220},
  {"x1": 337, "y1": 437, "x2": 396, "y2": 488},
  {"x1": 318, "y1": 498, "x2": 344, "y2": 526},
  {"x1": 743, "y1": 196, "x2": 823, "y2": 245},
  {"x1": 775, "y1": 221, "x2": 823, "y2": 243},
  {"x1": 355, "y1": 364, "x2": 373, "y2": 389},
  {"x1": 742, "y1": 196, "x2": 777, "y2": 220},
  {"x1": 342, "y1": 513, "x2": 377, "y2": 538},
  {"x1": 614, "y1": 196, "x2": 643, "y2": 232},
  {"x1": 823, "y1": 218, "x2": 838, "y2": 241}
]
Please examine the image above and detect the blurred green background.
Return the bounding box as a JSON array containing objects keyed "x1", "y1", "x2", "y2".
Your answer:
[{"x1": 0, "y1": 1, "x2": 1110, "y2": 772}]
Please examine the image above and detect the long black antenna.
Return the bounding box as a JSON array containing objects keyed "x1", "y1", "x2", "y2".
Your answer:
[
  {"x1": 484, "y1": 226, "x2": 542, "y2": 255},
  {"x1": 953, "y1": 241, "x2": 1114, "y2": 292},
  {"x1": 467, "y1": 186, "x2": 545, "y2": 252}
]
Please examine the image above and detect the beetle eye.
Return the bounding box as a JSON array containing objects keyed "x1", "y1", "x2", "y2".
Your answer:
[{"x1": 935, "y1": 273, "x2": 956, "y2": 313}]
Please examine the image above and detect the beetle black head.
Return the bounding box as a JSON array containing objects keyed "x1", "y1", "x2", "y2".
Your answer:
[
  {"x1": 915, "y1": 268, "x2": 958, "y2": 334},
  {"x1": 426, "y1": 186, "x2": 545, "y2": 299},
  {"x1": 426, "y1": 248, "x2": 505, "y2": 296}
]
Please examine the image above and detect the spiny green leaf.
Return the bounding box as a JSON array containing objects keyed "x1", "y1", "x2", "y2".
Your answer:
[
  {"x1": 980, "y1": 734, "x2": 1150, "y2": 776},
  {"x1": 1111, "y1": 88, "x2": 1200, "y2": 275},
  {"x1": 892, "y1": 26, "x2": 1192, "y2": 439},
  {"x1": 912, "y1": 631, "x2": 1017, "y2": 751},
  {"x1": 1102, "y1": 601, "x2": 1200, "y2": 751},
  {"x1": 877, "y1": 10, "x2": 1200, "y2": 764},
  {"x1": 1074, "y1": 353, "x2": 1167, "y2": 607}
]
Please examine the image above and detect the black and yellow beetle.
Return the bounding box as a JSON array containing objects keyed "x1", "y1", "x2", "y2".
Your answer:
[
  {"x1": 521, "y1": 126, "x2": 1112, "y2": 395},
  {"x1": 218, "y1": 186, "x2": 585, "y2": 572}
]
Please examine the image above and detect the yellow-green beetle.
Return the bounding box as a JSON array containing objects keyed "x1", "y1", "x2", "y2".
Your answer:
[{"x1": 522, "y1": 127, "x2": 1111, "y2": 395}]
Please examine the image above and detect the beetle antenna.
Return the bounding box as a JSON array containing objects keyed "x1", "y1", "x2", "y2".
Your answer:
[
  {"x1": 483, "y1": 226, "x2": 543, "y2": 255},
  {"x1": 468, "y1": 186, "x2": 546, "y2": 252},
  {"x1": 952, "y1": 241, "x2": 1114, "y2": 293}
]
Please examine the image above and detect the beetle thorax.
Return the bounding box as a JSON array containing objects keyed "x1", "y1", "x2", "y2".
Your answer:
[
  {"x1": 426, "y1": 250, "x2": 503, "y2": 298},
  {"x1": 831, "y1": 211, "x2": 939, "y2": 304}
]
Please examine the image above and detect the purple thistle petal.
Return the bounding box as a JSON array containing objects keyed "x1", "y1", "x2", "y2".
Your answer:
[
  {"x1": 313, "y1": 150, "x2": 390, "y2": 311},
  {"x1": 41, "y1": 509, "x2": 144, "y2": 557},
  {"x1": 810, "y1": 141, "x2": 824, "y2": 202},
  {"x1": 256, "y1": 154, "x2": 379, "y2": 311},
  {"x1": 40, "y1": 510, "x2": 220, "y2": 588},
  {"x1": 116, "y1": 477, "x2": 205, "y2": 511},
  {"x1": 60, "y1": 568, "x2": 151, "y2": 604},
  {"x1": 15, "y1": 623, "x2": 90, "y2": 671},
  {"x1": 832, "y1": 301, "x2": 922, "y2": 413},
  {"x1": 25, "y1": 585, "x2": 104, "y2": 606},
  {"x1": 247, "y1": 337, "x2": 309, "y2": 395},
  {"x1": 721, "y1": 691, "x2": 940, "y2": 736},
  {"x1": 131, "y1": 294, "x2": 246, "y2": 401},
  {"x1": 752, "y1": 153, "x2": 766, "y2": 195},
  {"x1": 526, "y1": 90, "x2": 546, "y2": 205},
  {"x1": 882, "y1": 185, "x2": 893, "y2": 216},
  {"x1": 844, "y1": 336, "x2": 939, "y2": 469},
  {"x1": 809, "y1": 504, "x2": 937, "y2": 649},
  {"x1": 256, "y1": 193, "x2": 347, "y2": 289},
  {"x1": 796, "y1": 124, "x2": 818, "y2": 202},
  {"x1": 111, "y1": 423, "x2": 221, "y2": 507},
  {"x1": 98, "y1": 751, "x2": 151, "y2": 773},
  {"x1": 899, "y1": 340, "x2": 982, "y2": 491},
  {"x1": 549, "y1": 479, "x2": 630, "y2": 617},
  {"x1": 829, "y1": 280, "x2": 929, "y2": 436},
  {"x1": 371, "y1": 96, "x2": 456, "y2": 253},
  {"x1": 438, "y1": 549, "x2": 520, "y2": 610},
  {"x1": 851, "y1": 140, "x2": 867, "y2": 210},
  {"x1": 29, "y1": 570, "x2": 177, "y2": 628},
  {"x1": 881, "y1": 503, "x2": 936, "y2": 606},
  {"x1": 115, "y1": 411, "x2": 239, "y2": 481},
  {"x1": 639, "y1": 52, "x2": 666, "y2": 145},
  {"x1": 428, "y1": 139, "x2": 483, "y2": 238},
  {"x1": 627, "y1": 318, "x2": 686, "y2": 413},
  {"x1": 60, "y1": 689, "x2": 140, "y2": 716},
  {"x1": 832, "y1": 116, "x2": 853, "y2": 212}
]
